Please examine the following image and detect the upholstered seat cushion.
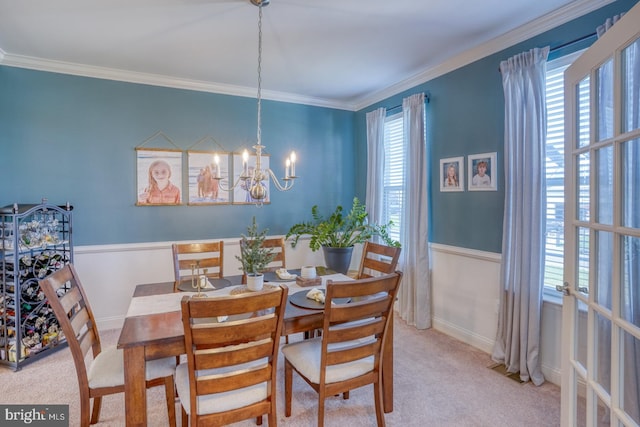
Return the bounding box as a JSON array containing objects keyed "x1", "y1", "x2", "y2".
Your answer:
[
  {"x1": 282, "y1": 337, "x2": 374, "y2": 384},
  {"x1": 174, "y1": 363, "x2": 269, "y2": 415},
  {"x1": 87, "y1": 345, "x2": 177, "y2": 389}
]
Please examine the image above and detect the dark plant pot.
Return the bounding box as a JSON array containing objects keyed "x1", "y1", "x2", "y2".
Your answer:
[{"x1": 322, "y1": 246, "x2": 354, "y2": 274}]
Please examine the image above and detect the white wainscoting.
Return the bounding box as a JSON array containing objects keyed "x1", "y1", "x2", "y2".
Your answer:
[
  {"x1": 430, "y1": 243, "x2": 502, "y2": 353},
  {"x1": 430, "y1": 243, "x2": 562, "y2": 386}
]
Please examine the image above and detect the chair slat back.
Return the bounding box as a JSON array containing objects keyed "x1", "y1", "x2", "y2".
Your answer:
[
  {"x1": 322, "y1": 272, "x2": 402, "y2": 370},
  {"x1": 238, "y1": 237, "x2": 286, "y2": 273},
  {"x1": 180, "y1": 286, "x2": 288, "y2": 424},
  {"x1": 39, "y1": 264, "x2": 101, "y2": 382},
  {"x1": 172, "y1": 241, "x2": 224, "y2": 286},
  {"x1": 357, "y1": 241, "x2": 401, "y2": 279}
]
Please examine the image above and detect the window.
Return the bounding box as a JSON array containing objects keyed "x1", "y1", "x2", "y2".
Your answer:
[
  {"x1": 382, "y1": 112, "x2": 404, "y2": 243},
  {"x1": 543, "y1": 51, "x2": 585, "y2": 300}
]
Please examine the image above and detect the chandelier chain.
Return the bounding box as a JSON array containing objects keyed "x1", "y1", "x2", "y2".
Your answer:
[{"x1": 256, "y1": 4, "x2": 263, "y2": 147}]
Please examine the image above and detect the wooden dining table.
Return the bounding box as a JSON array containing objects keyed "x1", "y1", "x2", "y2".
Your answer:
[{"x1": 117, "y1": 273, "x2": 394, "y2": 427}]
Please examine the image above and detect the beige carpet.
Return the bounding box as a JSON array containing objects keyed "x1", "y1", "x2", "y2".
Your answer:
[{"x1": 0, "y1": 316, "x2": 561, "y2": 426}]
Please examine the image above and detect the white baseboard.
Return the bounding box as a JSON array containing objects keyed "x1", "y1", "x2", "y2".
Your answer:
[{"x1": 432, "y1": 316, "x2": 495, "y2": 354}]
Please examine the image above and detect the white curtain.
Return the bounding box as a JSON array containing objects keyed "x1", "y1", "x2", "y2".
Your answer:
[
  {"x1": 397, "y1": 93, "x2": 431, "y2": 330},
  {"x1": 492, "y1": 47, "x2": 549, "y2": 385},
  {"x1": 365, "y1": 108, "x2": 386, "y2": 225}
]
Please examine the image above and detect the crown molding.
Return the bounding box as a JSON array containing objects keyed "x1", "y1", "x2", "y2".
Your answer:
[
  {"x1": 0, "y1": 53, "x2": 351, "y2": 111},
  {"x1": 353, "y1": 0, "x2": 616, "y2": 110}
]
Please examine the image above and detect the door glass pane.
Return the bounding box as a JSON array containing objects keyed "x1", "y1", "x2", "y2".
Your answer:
[
  {"x1": 596, "y1": 146, "x2": 613, "y2": 225},
  {"x1": 596, "y1": 395, "x2": 610, "y2": 426},
  {"x1": 597, "y1": 58, "x2": 614, "y2": 141},
  {"x1": 622, "y1": 139, "x2": 640, "y2": 228},
  {"x1": 622, "y1": 329, "x2": 640, "y2": 424},
  {"x1": 578, "y1": 153, "x2": 590, "y2": 222},
  {"x1": 595, "y1": 231, "x2": 612, "y2": 310},
  {"x1": 622, "y1": 37, "x2": 640, "y2": 133},
  {"x1": 577, "y1": 227, "x2": 590, "y2": 294},
  {"x1": 577, "y1": 299, "x2": 588, "y2": 370},
  {"x1": 594, "y1": 311, "x2": 611, "y2": 395},
  {"x1": 622, "y1": 235, "x2": 640, "y2": 328},
  {"x1": 578, "y1": 76, "x2": 591, "y2": 148}
]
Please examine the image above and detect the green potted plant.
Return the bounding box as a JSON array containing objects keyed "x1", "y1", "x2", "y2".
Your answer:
[
  {"x1": 286, "y1": 197, "x2": 400, "y2": 273},
  {"x1": 236, "y1": 216, "x2": 276, "y2": 291}
]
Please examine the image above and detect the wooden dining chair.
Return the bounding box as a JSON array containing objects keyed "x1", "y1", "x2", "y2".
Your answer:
[
  {"x1": 260, "y1": 237, "x2": 287, "y2": 271},
  {"x1": 39, "y1": 264, "x2": 177, "y2": 427},
  {"x1": 357, "y1": 241, "x2": 401, "y2": 279},
  {"x1": 238, "y1": 237, "x2": 286, "y2": 274},
  {"x1": 172, "y1": 241, "x2": 224, "y2": 288},
  {"x1": 176, "y1": 285, "x2": 289, "y2": 427},
  {"x1": 282, "y1": 272, "x2": 403, "y2": 427}
]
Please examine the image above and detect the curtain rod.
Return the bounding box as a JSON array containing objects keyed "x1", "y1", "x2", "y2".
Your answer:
[
  {"x1": 386, "y1": 92, "x2": 430, "y2": 113},
  {"x1": 498, "y1": 32, "x2": 598, "y2": 73},
  {"x1": 550, "y1": 32, "x2": 597, "y2": 52}
]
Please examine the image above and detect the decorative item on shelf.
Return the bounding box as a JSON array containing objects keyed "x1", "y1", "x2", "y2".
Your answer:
[
  {"x1": 286, "y1": 197, "x2": 400, "y2": 274},
  {"x1": 215, "y1": 0, "x2": 299, "y2": 206},
  {"x1": 236, "y1": 216, "x2": 276, "y2": 291}
]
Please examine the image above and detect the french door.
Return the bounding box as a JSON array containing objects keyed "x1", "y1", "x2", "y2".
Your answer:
[{"x1": 561, "y1": 2, "x2": 640, "y2": 426}]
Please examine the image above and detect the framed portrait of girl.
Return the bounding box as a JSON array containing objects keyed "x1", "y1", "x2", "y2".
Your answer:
[
  {"x1": 440, "y1": 156, "x2": 464, "y2": 192},
  {"x1": 136, "y1": 148, "x2": 183, "y2": 206}
]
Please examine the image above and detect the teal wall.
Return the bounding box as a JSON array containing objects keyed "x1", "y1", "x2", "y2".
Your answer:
[
  {"x1": 1, "y1": 0, "x2": 636, "y2": 249},
  {"x1": 0, "y1": 68, "x2": 356, "y2": 245},
  {"x1": 355, "y1": 0, "x2": 637, "y2": 254}
]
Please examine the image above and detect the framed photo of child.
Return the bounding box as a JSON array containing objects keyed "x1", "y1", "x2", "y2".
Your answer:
[
  {"x1": 440, "y1": 156, "x2": 464, "y2": 192},
  {"x1": 187, "y1": 150, "x2": 231, "y2": 205},
  {"x1": 468, "y1": 152, "x2": 497, "y2": 191},
  {"x1": 136, "y1": 148, "x2": 183, "y2": 206}
]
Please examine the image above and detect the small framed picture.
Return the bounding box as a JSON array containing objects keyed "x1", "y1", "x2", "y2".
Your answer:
[
  {"x1": 136, "y1": 148, "x2": 183, "y2": 205},
  {"x1": 468, "y1": 152, "x2": 497, "y2": 191},
  {"x1": 440, "y1": 156, "x2": 464, "y2": 192},
  {"x1": 186, "y1": 150, "x2": 231, "y2": 205}
]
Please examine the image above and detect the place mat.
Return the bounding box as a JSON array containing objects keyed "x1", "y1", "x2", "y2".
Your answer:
[
  {"x1": 230, "y1": 284, "x2": 277, "y2": 295},
  {"x1": 289, "y1": 289, "x2": 350, "y2": 310},
  {"x1": 176, "y1": 278, "x2": 231, "y2": 292}
]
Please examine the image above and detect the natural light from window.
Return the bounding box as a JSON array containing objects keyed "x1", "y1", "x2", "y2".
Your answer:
[
  {"x1": 543, "y1": 50, "x2": 586, "y2": 301},
  {"x1": 383, "y1": 112, "x2": 403, "y2": 244}
]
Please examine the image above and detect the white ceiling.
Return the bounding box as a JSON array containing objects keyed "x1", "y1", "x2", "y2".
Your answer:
[{"x1": 0, "y1": 0, "x2": 612, "y2": 110}]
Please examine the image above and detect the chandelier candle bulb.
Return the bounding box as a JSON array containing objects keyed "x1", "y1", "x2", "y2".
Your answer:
[
  {"x1": 290, "y1": 151, "x2": 296, "y2": 177},
  {"x1": 214, "y1": 154, "x2": 221, "y2": 178},
  {"x1": 242, "y1": 149, "x2": 249, "y2": 176},
  {"x1": 285, "y1": 158, "x2": 291, "y2": 179}
]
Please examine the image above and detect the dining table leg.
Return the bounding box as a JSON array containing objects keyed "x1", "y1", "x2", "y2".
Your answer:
[{"x1": 123, "y1": 346, "x2": 148, "y2": 427}]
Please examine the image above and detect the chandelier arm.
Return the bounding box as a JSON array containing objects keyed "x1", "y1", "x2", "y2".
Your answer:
[
  {"x1": 266, "y1": 168, "x2": 295, "y2": 191},
  {"x1": 216, "y1": 175, "x2": 249, "y2": 192}
]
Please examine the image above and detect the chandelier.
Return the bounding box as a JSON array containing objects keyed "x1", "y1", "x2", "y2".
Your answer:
[{"x1": 217, "y1": 0, "x2": 298, "y2": 203}]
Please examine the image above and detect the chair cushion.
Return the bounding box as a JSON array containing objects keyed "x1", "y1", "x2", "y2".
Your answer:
[
  {"x1": 174, "y1": 363, "x2": 268, "y2": 415},
  {"x1": 88, "y1": 345, "x2": 176, "y2": 389},
  {"x1": 282, "y1": 337, "x2": 374, "y2": 384}
]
